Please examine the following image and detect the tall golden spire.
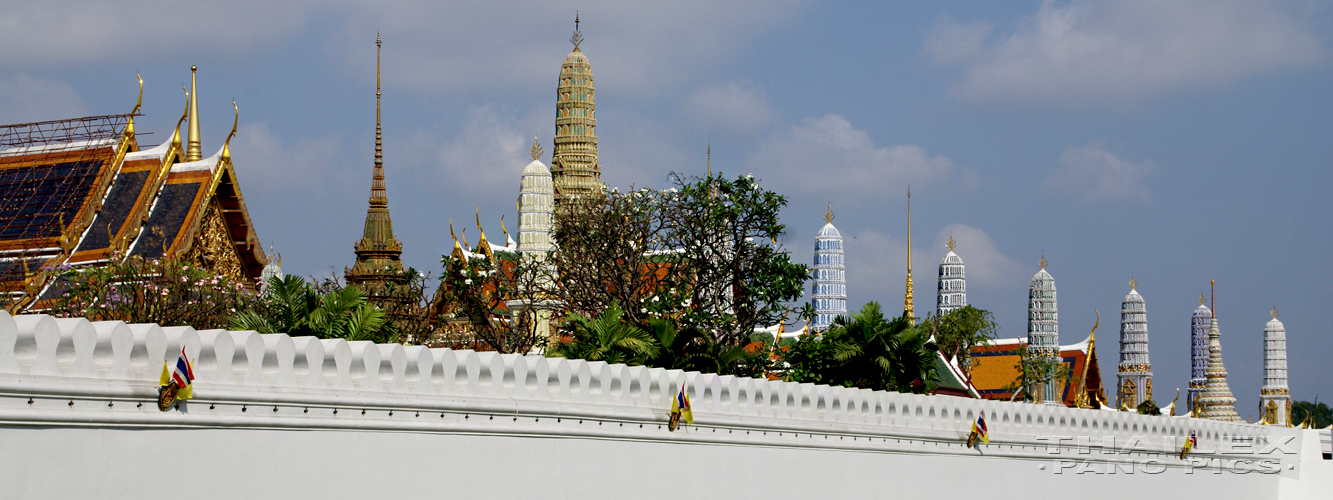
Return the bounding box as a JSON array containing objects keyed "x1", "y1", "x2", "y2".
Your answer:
[
  {"x1": 346, "y1": 33, "x2": 405, "y2": 294},
  {"x1": 551, "y1": 13, "x2": 599, "y2": 204},
  {"x1": 904, "y1": 186, "x2": 914, "y2": 319},
  {"x1": 185, "y1": 65, "x2": 201, "y2": 162}
]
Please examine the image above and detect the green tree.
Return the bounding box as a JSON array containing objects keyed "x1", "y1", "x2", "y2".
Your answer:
[
  {"x1": 1293, "y1": 400, "x2": 1333, "y2": 428},
  {"x1": 229, "y1": 275, "x2": 393, "y2": 342},
  {"x1": 782, "y1": 302, "x2": 939, "y2": 394},
  {"x1": 1002, "y1": 345, "x2": 1071, "y2": 402},
  {"x1": 550, "y1": 302, "x2": 659, "y2": 365},
  {"x1": 928, "y1": 305, "x2": 998, "y2": 375}
]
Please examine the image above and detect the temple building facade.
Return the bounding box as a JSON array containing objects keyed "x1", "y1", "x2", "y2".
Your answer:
[
  {"x1": 1260, "y1": 308, "x2": 1291, "y2": 425},
  {"x1": 1026, "y1": 256, "x2": 1060, "y2": 405},
  {"x1": 550, "y1": 16, "x2": 601, "y2": 204},
  {"x1": 935, "y1": 235, "x2": 966, "y2": 317},
  {"x1": 1188, "y1": 296, "x2": 1212, "y2": 411},
  {"x1": 811, "y1": 206, "x2": 846, "y2": 332},
  {"x1": 345, "y1": 35, "x2": 407, "y2": 298},
  {"x1": 1, "y1": 67, "x2": 266, "y2": 310},
  {"x1": 1116, "y1": 277, "x2": 1152, "y2": 409}
]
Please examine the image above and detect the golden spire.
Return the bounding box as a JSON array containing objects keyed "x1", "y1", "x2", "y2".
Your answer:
[
  {"x1": 903, "y1": 186, "x2": 914, "y2": 319},
  {"x1": 1039, "y1": 254, "x2": 1048, "y2": 270},
  {"x1": 1200, "y1": 293, "x2": 1206, "y2": 306},
  {"x1": 706, "y1": 142, "x2": 718, "y2": 199},
  {"x1": 186, "y1": 65, "x2": 201, "y2": 162},
  {"x1": 946, "y1": 233, "x2": 955, "y2": 253},
  {"x1": 570, "y1": 12, "x2": 583, "y2": 50},
  {"x1": 346, "y1": 33, "x2": 405, "y2": 292},
  {"x1": 530, "y1": 136, "x2": 543, "y2": 161},
  {"x1": 1128, "y1": 275, "x2": 1137, "y2": 291},
  {"x1": 1271, "y1": 307, "x2": 1278, "y2": 319},
  {"x1": 823, "y1": 204, "x2": 834, "y2": 224}
]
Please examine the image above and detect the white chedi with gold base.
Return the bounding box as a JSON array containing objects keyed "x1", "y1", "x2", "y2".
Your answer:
[{"x1": 1260, "y1": 308, "x2": 1291, "y2": 426}]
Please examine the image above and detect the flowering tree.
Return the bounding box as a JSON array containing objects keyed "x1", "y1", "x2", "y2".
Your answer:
[{"x1": 44, "y1": 252, "x2": 260, "y2": 329}]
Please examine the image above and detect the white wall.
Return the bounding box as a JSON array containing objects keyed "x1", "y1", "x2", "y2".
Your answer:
[{"x1": 0, "y1": 311, "x2": 1327, "y2": 499}]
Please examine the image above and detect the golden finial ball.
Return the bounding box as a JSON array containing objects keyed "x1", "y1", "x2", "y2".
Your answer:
[{"x1": 191, "y1": 65, "x2": 197, "y2": 71}]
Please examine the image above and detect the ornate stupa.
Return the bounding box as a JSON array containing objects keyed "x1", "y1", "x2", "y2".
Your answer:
[
  {"x1": 259, "y1": 246, "x2": 282, "y2": 291},
  {"x1": 935, "y1": 235, "x2": 966, "y2": 317},
  {"x1": 1116, "y1": 277, "x2": 1152, "y2": 408},
  {"x1": 345, "y1": 34, "x2": 406, "y2": 294},
  {"x1": 1027, "y1": 256, "x2": 1060, "y2": 405},
  {"x1": 1260, "y1": 308, "x2": 1291, "y2": 425},
  {"x1": 1187, "y1": 294, "x2": 1212, "y2": 411},
  {"x1": 903, "y1": 188, "x2": 915, "y2": 320},
  {"x1": 811, "y1": 205, "x2": 847, "y2": 332},
  {"x1": 550, "y1": 14, "x2": 600, "y2": 204},
  {"x1": 1198, "y1": 283, "x2": 1241, "y2": 421},
  {"x1": 518, "y1": 137, "x2": 555, "y2": 258}
]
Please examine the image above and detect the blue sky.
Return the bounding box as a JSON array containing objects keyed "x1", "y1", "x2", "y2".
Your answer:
[{"x1": 3, "y1": 0, "x2": 1330, "y2": 415}]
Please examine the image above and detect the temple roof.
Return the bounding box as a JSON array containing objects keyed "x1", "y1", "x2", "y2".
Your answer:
[
  {"x1": 1, "y1": 90, "x2": 266, "y2": 308},
  {"x1": 969, "y1": 334, "x2": 1100, "y2": 406}
]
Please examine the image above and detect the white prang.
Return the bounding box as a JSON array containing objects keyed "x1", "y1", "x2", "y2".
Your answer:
[
  {"x1": 1260, "y1": 312, "x2": 1291, "y2": 425},
  {"x1": 936, "y1": 250, "x2": 966, "y2": 316},
  {"x1": 517, "y1": 157, "x2": 554, "y2": 258},
  {"x1": 1116, "y1": 284, "x2": 1152, "y2": 409},
  {"x1": 811, "y1": 221, "x2": 846, "y2": 332}
]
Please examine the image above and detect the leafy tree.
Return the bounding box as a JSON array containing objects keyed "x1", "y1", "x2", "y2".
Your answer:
[
  {"x1": 551, "y1": 173, "x2": 809, "y2": 347},
  {"x1": 229, "y1": 275, "x2": 394, "y2": 343},
  {"x1": 1293, "y1": 400, "x2": 1333, "y2": 428},
  {"x1": 1136, "y1": 399, "x2": 1161, "y2": 416},
  {"x1": 45, "y1": 253, "x2": 260, "y2": 329},
  {"x1": 641, "y1": 319, "x2": 770, "y2": 378},
  {"x1": 437, "y1": 248, "x2": 557, "y2": 353},
  {"x1": 782, "y1": 302, "x2": 939, "y2": 394},
  {"x1": 1002, "y1": 345, "x2": 1071, "y2": 403},
  {"x1": 550, "y1": 302, "x2": 659, "y2": 365},
  {"x1": 927, "y1": 305, "x2": 998, "y2": 375}
]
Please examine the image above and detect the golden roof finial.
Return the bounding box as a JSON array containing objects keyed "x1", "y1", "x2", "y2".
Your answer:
[
  {"x1": 570, "y1": 12, "x2": 583, "y2": 50},
  {"x1": 132, "y1": 74, "x2": 143, "y2": 116},
  {"x1": 1090, "y1": 309, "x2": 1099, "y2": 344},
  {"x1": 946, "y1": 234, "x2": 955, "y2": 253},
  {"x1": 449, "y1": 216, "x2": 458, "y2": 246},
  {"x1": 1039, "y1": 254, "x2": 1047, "y2": 270},
  {"x1": 500, "y1": 214, "x2": 512, "y2": 242},
  {"x1": 530, "y1": 136, "x2": 543, "y2": 161},
  {"x1": 222, "y1": 101, "x2": 238, "y2": 159},
  {"x1": 1271, "y1": 307, "x2": 1278, "y2": 319},
  {"x1": 186, "y1": 65, "x2": 201, "y2": 162},
  {"x1": 1128, "y1": 275, "x2": 1137, "y2": 291},
  {"x1": 823, "y1": 204, "x2": 834, "y2": 224},
  {"x1": 1200, "y1": 293, "x2": 1206, "y2": 306},
  {"x1": 903, "y1": 186, "x2": 914, "y2": 319}
]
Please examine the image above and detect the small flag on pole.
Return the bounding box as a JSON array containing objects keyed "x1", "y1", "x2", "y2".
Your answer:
[
  {"x1": 967, "y1": 414, "x2": 989, "y2": 449},
  {"x1": 158, "y1": 347, "x2": 194, "y2": 411},
  {"x1": 669, "y1": 383, "x2": 693, "y2": 431},
  {"x1": 1179, "y1": 430, "x2": 1197, "y2": 459}
]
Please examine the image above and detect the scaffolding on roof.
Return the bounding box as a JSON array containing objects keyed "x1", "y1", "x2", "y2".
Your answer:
[{"x1": 0, "y1": 114, "x2": 134, "y2": 301}]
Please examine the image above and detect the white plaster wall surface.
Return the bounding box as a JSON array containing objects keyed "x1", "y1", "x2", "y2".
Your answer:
[{"x1": 0, "y1": 311, "x2": 1328, "y2": 499}]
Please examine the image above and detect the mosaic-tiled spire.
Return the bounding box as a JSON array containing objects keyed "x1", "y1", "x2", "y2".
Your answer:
[
  {"x1": 551, "y1": 14, "x2": 600, "y2": 204},
  {"x1": 936, "y1": 235, "x2": 966, "y2": 316},
  {"x1": 1027, "y1": 256, "x2": 1060, "y2": 405},
  {"x1": 1187, "y1": 294, "x2": 1211, "y2": 411},
  {"x1": 903, "y1": 188, "x2": 914, "y2": 319},
  {"x1": 1116, "y1": 277, "x2": 1152, "y2": 408},
  {"x1": 346, "y1": 34, "x2": 404, "y2": 291},
  {"x1": 1260, "y1": 308, "x2": 1291, "y2": 425},
  {"x1": 811, "y1": 205, "x2": 846, "y2": 332}
]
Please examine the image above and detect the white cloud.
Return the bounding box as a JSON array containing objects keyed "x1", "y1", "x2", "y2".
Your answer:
[
  {"x1": 229, "y1": 122, "x2": 349, "y2": 196},
  {"x1": 927, "y1": 0, "x2": 1331, "y2": 106},
  {"x1": 842, "y1": 228, "x2": 908, "y2": 309},
  {"x1": 679, "y1": 82, "x2": 777, "y2": 136},
  {"x1": 746, "y1": 114, "x2": 966, "y2": 199},
  {"x1": 0, "y1": 1, "x2": 315, "y2": 67},
  {"x1": 0, "y1": 75, "x2": 88, "y2": 124},
  {"x1": 932, "y1": 224, "x2": 1022, "y2": 289},
  {"x1": 1047, "y1": 141, "x2": 1154, "y2": 203}
]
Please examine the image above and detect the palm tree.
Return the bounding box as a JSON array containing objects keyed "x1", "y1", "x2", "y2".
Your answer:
[
  {"x1": 826, "y1": 302, "x2": 938, "y2": 393},
  {"x1": 229, "y1": 275, "x2": 389, "y2": 342},
  {"x1": 551, "y1": 302, "x2": 660, "y2": 364}
]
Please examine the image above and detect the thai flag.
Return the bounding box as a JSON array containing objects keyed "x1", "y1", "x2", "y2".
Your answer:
[
  {"x1": 972, "y1": 414, "x2": 989, "y2": 444},
  {"x1": 170, "y1": 347, "x2": 194, "y2": 388}
]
